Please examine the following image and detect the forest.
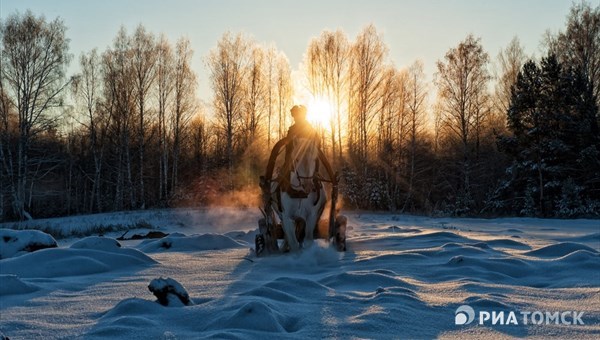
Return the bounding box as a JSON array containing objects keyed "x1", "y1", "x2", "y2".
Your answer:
[{"x1": 0, "y1": 2, "x2": 598, "y2": 221}]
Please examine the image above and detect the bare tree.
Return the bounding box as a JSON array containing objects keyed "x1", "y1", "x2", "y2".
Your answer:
[
  {"x1": 0, "y1": 77, "x2": 15, "y2": 220},
  {"x1": 102, "y1": 27, "x2": 136, "y2": 210},
  {"x1": 435, "y1": 34, "x2": 490, "y2": 211},
  {"x1": 403, "y1": 60, "x2": 428, "y2": 211},
  {"x1": 171, "y1": 37, "x2": 196, "y2": 190},
  {"x1": 0, "y1": 11, "x2": 71, "y2": 220},
  {"x1": 155, "y1": 35, "x2": 174, "y2": 200},
  {"x1": 244, "y1": 46, "x2": 266, "y2": 142},
  {"x1": 264, "y1": 45, "x2": 277, "y2": 148},
  {"x1": 305, "y1": 29, "x2": 350, "y2": 165},
  {"x1": 207, "y1": 32, "x2": 250, "y2": 183},
  {"x1": 546, "y1": 1, "x2": 600, "y2": 107},
  {"x1": 131, "y1": 25, "x2": 157, "y2": 209},
  {"x1": 348, "y1": 24, "x2": 388, "y2": 163},
  {"x1": 72, "y1": 48, "x2": 105, "y2": 212},
  {"x1": 376, "y1": 66, "x2": 402, "y2": 156},
  {"x1": 275, "y1": 52, "x2": 293, "y2": 140},
  {"x1": 494, "y1": 37, "x2": 526, "y2": 126}
]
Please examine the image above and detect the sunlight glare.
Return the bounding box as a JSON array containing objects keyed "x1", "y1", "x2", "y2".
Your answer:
[{"x1": 307, "y1": 96, "x2": 334, "y2": 129}]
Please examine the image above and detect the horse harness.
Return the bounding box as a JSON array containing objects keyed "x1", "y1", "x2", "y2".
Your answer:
[{"x1": 261, "y1": 135, "x2": 333, "y2": 212}]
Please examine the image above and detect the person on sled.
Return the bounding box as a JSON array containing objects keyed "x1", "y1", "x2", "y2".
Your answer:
[
  {"x1": 284, "y1": 105, "x2": 320, "y2": 173},
  {"x1": 287, "y1": 104, "x2": 315, "y2": 139}
]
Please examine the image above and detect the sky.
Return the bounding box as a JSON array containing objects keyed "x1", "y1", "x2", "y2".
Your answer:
[{"x1": 1, "y1": 0, "x2": 575, "y2": 104}]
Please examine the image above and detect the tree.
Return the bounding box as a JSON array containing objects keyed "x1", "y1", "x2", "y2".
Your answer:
[
  {"x1": 494, "y1": 37, "x2": 526, "y2": 121},
  {"x1": 546, "y1": 1, "x2": 600, "y2": 108},
  {"x1": 72, "y1": 48, "x2": 105, "y2": 212},
  {"x1": 131, "y1": 25, "x2": 157, "y2": 209},
  {"x1": 435, "y1": 34, "x2": 490, "y2": 214},
  {"x1": 348, "y1": 25, "x2": 388, "y2": 164},
  {"x1": 155, "y1": 35, "x2": 174, "y2": 200},
  {"x1": 0, "y1": 11, "x2": 71, "y2": 220},
  {"x1": 403, "y1": 60, "x2": 428, "y2": 211},
  {"x1": 243, "y1": 46, "x2": 266, "y2": 142},
  {"x1": 102, "y1": 27, "x2": 136, "y2": 210},
  {"x1": 207, "y1": 32, "x2": 250, "y2": 183},
  {"x1": 0, "y1": 78, "x2": 15, "y2": 220},
  {"x1": 264, "y1": 45, "x2": 277, "y2": 148},
  {"x1": 171, "y1": 38, "x2": 196, "y2": 191},
  {"x1": 275, "y1": 53, "x2": 293, "y2": 140},
  {"x1": 305, "y1": 29, "x2": 350, "y2": 165},
  {"x1": 500, "y1": 54, "x2": 599, "y2": 216}
]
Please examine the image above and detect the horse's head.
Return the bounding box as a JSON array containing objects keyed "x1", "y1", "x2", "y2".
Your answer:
[{"x1": 289, "y1": 136, "x2": 320, "y2": 194}]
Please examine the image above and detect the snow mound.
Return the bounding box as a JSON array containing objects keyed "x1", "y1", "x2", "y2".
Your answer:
[
  {"x1": 224, "y1": 229, "x2": 258, "y2": 243},
  {"x1": 463, "y1": 295, "x2": 511, "y2": 309},
  {"x1": 446, "y1": 255, "x2": 532, "y2": 275},
  {"x1": 524, "y1": 242, "x2": 598, "y2": 257},
  {"x1": 320, "y1": 271, "x2": 414, "y2": 292},
  {"x1": 484, "y1": 238, "x2": 531, "y2": 249},
  {"x1": 0, "y1": 274, "x2": 40, "y2": 296},
  {"x1": 137, "y1": 233, "x2": 245, "y2": 253},
  {"x1": 209, "y1": 300, "x2": 297, "y2": 333},
  {"x1": 555, "y1": 249, "x2": 600, "y2": 262},
  {"x1": 415, "y1": 243, "x2": 490, "y2": 257},
  {"x1": 239, "y1": 284, "x2": 302, "y2": 303},
  {"x1": 87, "y1": 298, "x2": 162, "y2": 338},
  {"x1": 0, "y1": 247, "x2": 156, "y2": 278},
  {"x1": 410, "y1": 231, "x2": 468, "y2": 241},
  {"x1": 256, "y1": 240, "x2": 343, "y2": 270},
  {"x1": 0, "y1": 228, "x2": 57, "y2": 259},
  {"x1": 386, "y1": 226, "x2": 422, "y2": 233},
  {"x1": 148, "y1": 277, "x2": 193, "y2": 307},
  {"x1": 70, "y1": 236, "x2": 122, "y2": 250}
]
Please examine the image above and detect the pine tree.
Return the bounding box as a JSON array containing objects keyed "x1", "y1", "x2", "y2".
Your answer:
[{"x1": 498, "y1": 54, "x2": 599, "y2": 217}]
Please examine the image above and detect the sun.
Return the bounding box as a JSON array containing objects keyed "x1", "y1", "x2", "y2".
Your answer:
[{"x1": 306, "y1": 96, "x2": 334, "y2": 128}]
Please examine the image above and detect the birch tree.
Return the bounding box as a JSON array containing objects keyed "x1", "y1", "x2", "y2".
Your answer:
[
  {"x1": 171, "y1": 38, "x2": 196, "y2": 190},
  {"x1": 131, "y1": 25, "x2": 157, "y2": 208},
  {"x1": 348, "y1": 25, "x2": 387, "y2": 164},
  {"x1": 155, "y1": 35, "x2": 174, "y2": 200},
  {"x1": 0, "y1": 11, "x2": 71, "y2": 220},
  {"x1": 207, "y1": 32, "x2": 250, "y2": 182},
  {"x1": 72, "y1": 48, "x2": 105, "y2": 212},
  {"x1": 435, "y1": 34, "x2": 490, "y2": 213}
]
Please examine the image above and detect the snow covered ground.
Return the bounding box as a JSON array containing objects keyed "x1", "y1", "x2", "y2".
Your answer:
[{"x1": 1, "y1": 208, "x2": 599, "y2": 339}]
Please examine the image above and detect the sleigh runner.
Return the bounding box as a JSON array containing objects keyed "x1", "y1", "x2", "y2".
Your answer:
[{"x1": 255, "y1": 134, "x2": 347, "y2": 256}]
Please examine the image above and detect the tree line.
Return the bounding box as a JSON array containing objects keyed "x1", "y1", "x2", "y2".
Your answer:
[{"x1": 1, "y1": 2, "x2": 598, "y2": 221}]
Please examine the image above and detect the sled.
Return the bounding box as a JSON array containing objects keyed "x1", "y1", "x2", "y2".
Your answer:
[{"x1": 255, "y1": 136, "x2": 347, "y2": 256}]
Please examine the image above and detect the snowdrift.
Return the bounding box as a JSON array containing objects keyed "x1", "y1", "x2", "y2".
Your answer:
[{"x1": 0, "y1": 210, "x2": 598, "y2": 339}]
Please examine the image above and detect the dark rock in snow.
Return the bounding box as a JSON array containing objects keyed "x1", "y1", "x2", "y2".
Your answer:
[
  {"x1": 117, "y1": 230, "x2": 169, "y2": 241},
  {"x1": 148, "y1": 277, "x2": 193, "y2": 307}
]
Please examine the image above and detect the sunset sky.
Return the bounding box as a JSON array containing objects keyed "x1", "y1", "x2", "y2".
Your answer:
[{"x1": 1, "y1": 0, "x2": 573, "y2": 103}]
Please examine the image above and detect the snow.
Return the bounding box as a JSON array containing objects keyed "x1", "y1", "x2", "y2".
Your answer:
[
  {"x1": 0, "y1": 245, "x2": 156, "y2": 279},
  {"x1": 137, "y1": 233, "x2": 245, "y2": 253},
  {"x1": 0, "y1": 228, "x2": 58, "y2": 259},
  {"x1": 70, "y1": 236, "x2": 122, "y2": 250},
  {"x1": 0, "y1": 275, "x2": 40, "y2": 296},
  {"x1": 0, "y1": 208, "x2": 599, "y2": 339}
]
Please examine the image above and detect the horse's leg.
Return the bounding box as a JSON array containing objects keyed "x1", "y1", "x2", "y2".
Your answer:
[
  {"x1": 302, "y1": 192, "x2": 323, "y2": 247},
  {"x1": 281, "y1": 214, "x2": 300, "y2": 251},
  {"x1": 303, "y1": 211, "x2": 317, "y2": 247},
  {"x1": 302, "y1": 202, "x2": 318, "y2": 246}
]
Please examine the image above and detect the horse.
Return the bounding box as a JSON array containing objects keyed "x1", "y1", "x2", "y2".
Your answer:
[{"x1": 272, "y1": 134, "x2": 327, "y2": 252}]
